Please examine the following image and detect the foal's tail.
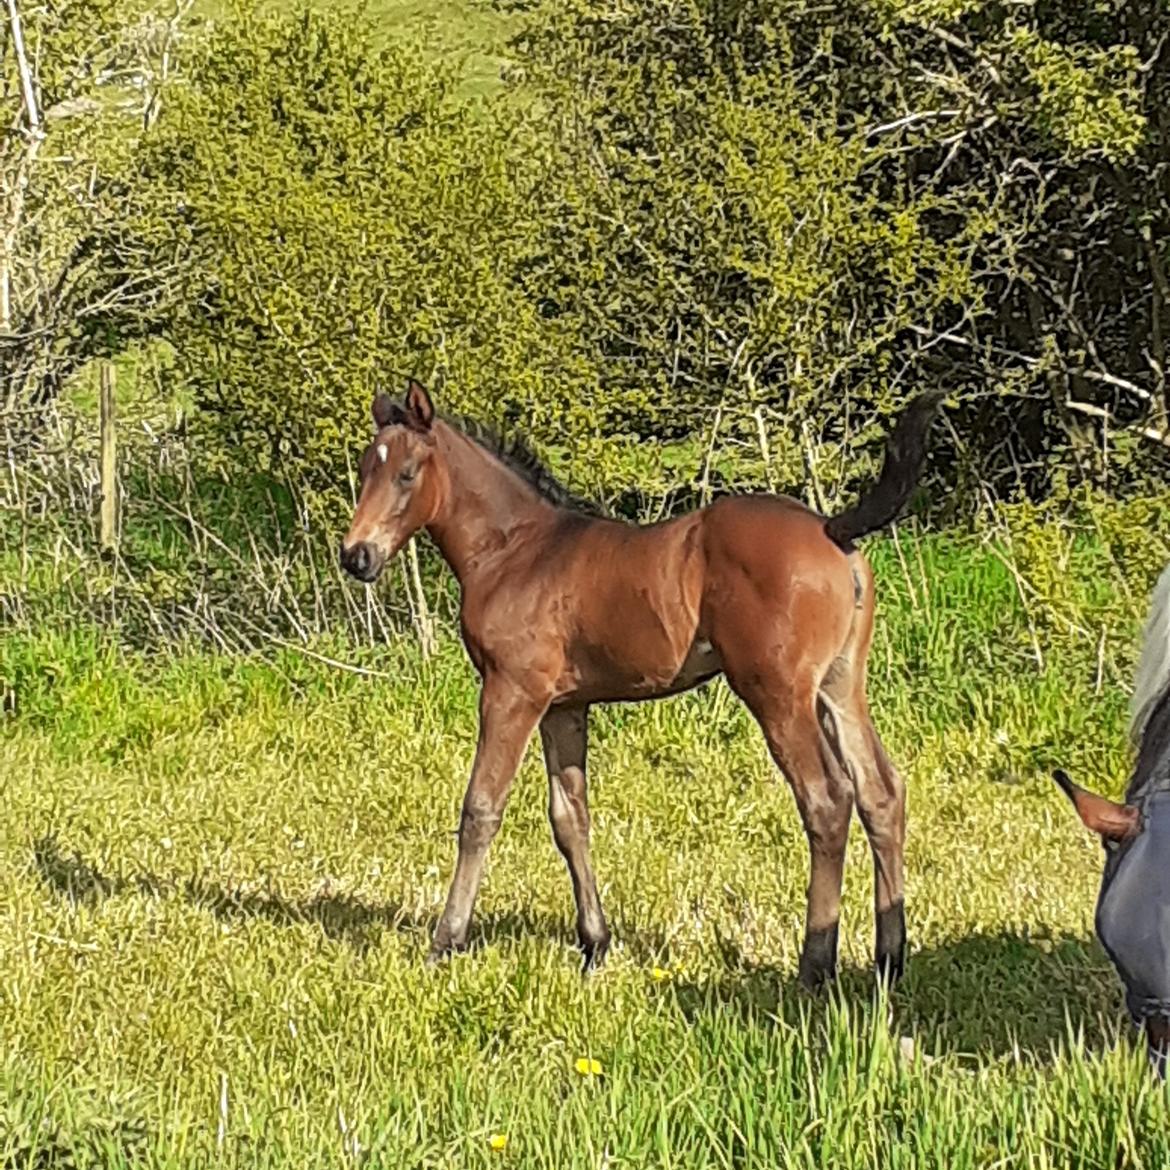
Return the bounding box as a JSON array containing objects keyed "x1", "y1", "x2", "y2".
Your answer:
[{"x1": 824, "y1": 391, "x2": 945, "y2": 548}]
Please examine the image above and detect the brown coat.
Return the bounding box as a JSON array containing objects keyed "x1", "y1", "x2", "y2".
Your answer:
[{"x1": 342, "y1": 382, "x2": 942, "y2": 985}]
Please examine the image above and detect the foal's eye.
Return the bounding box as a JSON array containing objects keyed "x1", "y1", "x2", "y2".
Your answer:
[{"x1": 398, "y1": 468, "x2": 416, "y2": 486}]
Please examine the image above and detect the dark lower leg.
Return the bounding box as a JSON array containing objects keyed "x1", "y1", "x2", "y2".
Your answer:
[
  {"x1": 800, "y1": 923, "x2": 841, "y2": 990},
  {"x1": 799, "y1": 820, "x2": 851, "y2": 989},
  {"x1": 429, "y1": 801, "x2": 503, "y2": 959},
  {"x1": 857, "y1": 731, "x2": 907, "y2": 982},
  {"x1": 874, "y1": 900, "x2": 906, "y2": 983},
  {"x1": 735, "y1": 682, "x2": 854, "y2": 992},
  {"x1": 827, "y1": 699, "x2": 907, "y2": 983},
  {"x1": 784, "y1": 720, "x2": 854, "y2": 990},
  {"x1": 860, "y1": 835, "x2": 906, "y2": 982}
]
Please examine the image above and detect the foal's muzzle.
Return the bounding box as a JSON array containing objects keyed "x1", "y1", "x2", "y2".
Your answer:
[{"x1": 339, "y1": 540, "x2": 384, "y2": 583}]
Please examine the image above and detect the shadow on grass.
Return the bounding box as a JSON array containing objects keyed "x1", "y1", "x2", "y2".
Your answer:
[
  {"x1": 33, "y1": 834, "x2": 1124, "y2": 1063},
  {"x1": 0, "y1": 1120, "x2": 150, "y2": 1170},
  {"x1": 31, "y1": 833, "x2": 666, "y2": 962},
  {"x1": 665, "y1": 929, "x2": 1127, "y2": 1066}
]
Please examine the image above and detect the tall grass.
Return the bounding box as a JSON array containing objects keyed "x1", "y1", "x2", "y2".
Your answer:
[{"x1": 3, "y1": 418, "x2": 1170, "y2": 1165}]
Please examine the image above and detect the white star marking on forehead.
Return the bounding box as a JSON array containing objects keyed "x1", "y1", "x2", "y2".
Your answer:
[{"x1": 377, "y1": 444, "x2": 388, "y2": 463}]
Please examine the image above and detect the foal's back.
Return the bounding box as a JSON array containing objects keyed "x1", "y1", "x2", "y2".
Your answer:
[{"x1": 488, "y1": 492, "x2": 864, "y2": 705}]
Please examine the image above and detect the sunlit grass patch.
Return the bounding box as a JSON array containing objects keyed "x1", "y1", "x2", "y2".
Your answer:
[{"x1": 1, "y1": 529, "x2": 1168, "y2": 1165}]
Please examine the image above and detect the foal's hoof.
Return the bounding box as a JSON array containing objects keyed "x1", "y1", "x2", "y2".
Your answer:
[
  {"x1": 425, "y1": 938, "x2": 467, "y2": 967},
  {"x1": 579, "y1": 932, "x2": 612, "y2": 976},
  {"x1": 797, "y1": 960, "x2": 837, "y2": 994},
  {"x1": 875, "y1": 904, "x2": 907, "y2": 986},
  {"x1": 798, "y1": 926, "x2": 840, "y2": 992},
  {"x1": 875, "y1": 950, "x2": 906, "y2": 987}
]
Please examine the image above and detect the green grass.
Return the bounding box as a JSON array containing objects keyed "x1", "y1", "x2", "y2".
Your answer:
[
  {"x1": 350, "y1": 0, "x2": 519, "y2": 97},
  {"x1": 3, "y1": 526, "x2": 1169, "y2": 1167}
]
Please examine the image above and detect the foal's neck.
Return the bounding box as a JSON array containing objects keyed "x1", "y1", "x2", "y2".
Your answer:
[{"x1": 424, "y1": 422, "x2": 560, "y2": 583}]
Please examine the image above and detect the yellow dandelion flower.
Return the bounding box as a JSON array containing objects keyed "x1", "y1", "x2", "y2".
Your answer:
[
  {"x1": 574, "y1": 1057, "x2": 603, "y2": 1077},
  {"x1": 651, "y1": 966, "x2": 672, "y2": 982},
  {"x1": 488, "y1": 1133, "x2": 508, "y2": 1153}
]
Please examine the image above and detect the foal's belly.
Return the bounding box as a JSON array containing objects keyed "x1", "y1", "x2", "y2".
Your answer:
[
  {"x1": 664, "y1": 637, "x2": 723, "y2": 694},
  {"x1": 551, "y1": 512, "x2": 715, "y2": 705},
  {"x1": 562, "y1": 635, "x2": 723, "y2": 705}
]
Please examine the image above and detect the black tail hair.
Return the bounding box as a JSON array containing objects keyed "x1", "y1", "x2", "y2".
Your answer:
[
  {"x1": 1051, "y1": 768, "x2": 1077, "y2": 802},
  {"x1": 824, "y1": 391, "x2": 945, "y2": 547}
]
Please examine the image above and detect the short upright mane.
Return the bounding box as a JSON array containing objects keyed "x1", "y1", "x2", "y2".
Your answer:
[
  {"x1": 444, "y1": 413, "x2": 606, "y2": 518},
  {"x1": 1130, "y1": 561, "x2": 1170, "y2": 747}
]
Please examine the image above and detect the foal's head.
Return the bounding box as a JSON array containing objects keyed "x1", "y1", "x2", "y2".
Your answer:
[{"x1": 340, "y1": 380, "x2": 444, "y2": 582}]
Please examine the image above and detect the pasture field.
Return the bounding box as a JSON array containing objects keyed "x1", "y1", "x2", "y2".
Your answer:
[
  {"x1": 3, "y1": 525, "x2": 1170, "y2": 1168},
  {"x1": 4, "y1": 4, "x2": 1170, "y2": 1165}
]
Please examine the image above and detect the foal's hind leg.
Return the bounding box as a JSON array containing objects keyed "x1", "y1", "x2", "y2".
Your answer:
[
  {"x1": 818, "y1": 557, "x2": 908, "y2": 983},
  {"x1": 859, "y1": 725, "x2": 907, "y2": 981},
  {"x1": 540, "y1": 705, "x2": 611, "y2": 973},
  {"x1": 818, "y1": 686, "x2": 907, "y2": 982},
  {"x1": 725, "y1": 671, "x2": 855, "y2": 989}
]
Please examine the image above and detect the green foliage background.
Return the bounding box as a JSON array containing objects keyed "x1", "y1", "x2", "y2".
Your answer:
[
  {"x1": 125, "y1": 7, "x2": 600, "y2": 508},
  {"x1": 60, "y1": 0, "x2": 1165, "y2": 521}
]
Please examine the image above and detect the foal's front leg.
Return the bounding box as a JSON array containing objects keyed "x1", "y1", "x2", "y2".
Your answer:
[
  {"x1": 428, "y1": 675, "x2": 547, "y2": 963},
  {"x1": 540, "y1": 705, "x2": 611, "y2": 973}
]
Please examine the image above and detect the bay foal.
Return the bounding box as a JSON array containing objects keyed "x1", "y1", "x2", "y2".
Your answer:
[{"x1": 341, "y1": 381, "x2": 942, "y2": 987}]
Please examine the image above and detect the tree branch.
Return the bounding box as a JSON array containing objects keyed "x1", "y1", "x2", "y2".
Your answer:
[
  {"x1": 6, "y1": 0, "x2": 40, "y2": 132},
  {"x1": 1065, "y1": 398, "x2": 1170, "y2": 451}
]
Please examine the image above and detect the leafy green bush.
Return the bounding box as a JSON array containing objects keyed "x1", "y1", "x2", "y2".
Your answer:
[
  {"x1": 996, "y1": 487, "x2": 1170, "y2": 690},
  {"x1": 116, "y1": 0, "x2": 1166, "y2": 523},
  {"x1": 510, "y1": 0, "x2": 1166, "y2": 510},
  {"x1": 127, "y1": 5, "x2": 598, "y2": 514},
  {"x1": 513, "y1": 0, "x2": 997, "y2": 511}
]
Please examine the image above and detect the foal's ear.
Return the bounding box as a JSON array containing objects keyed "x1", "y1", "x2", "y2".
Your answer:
[
  {"x1": 403, "y1": 378, "x2": 435, "y2": 431},
  {"x1": 372, "y1": 390, "x2": 402, "y2": 430},
  {"x1": 1052, "y1": 769, "x2": 1142, "y2": 843}
]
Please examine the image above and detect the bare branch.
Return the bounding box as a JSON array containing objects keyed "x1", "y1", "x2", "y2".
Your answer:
[
  {"x1": 865, "y1": 109, "x2": 961, "y2": 138},
  {"x1": 1065, "y1": 398, "x2": 1170, "y2": 450},
  {"x1": 5, "y1": 0, "x2": 41, "y2": 132}
]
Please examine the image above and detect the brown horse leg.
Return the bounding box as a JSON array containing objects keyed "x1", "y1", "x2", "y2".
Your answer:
[
  {"x1": 428, "y1": 676, "x2": 547, "y2": 963},
  {"x1": 818, "y1": 689, "x2": 907, "y2": 983},
  {"x1": 540, "y1": 705, "x2": 611, "y2": 973},
  {"x1": 858, "y1": 725, "x2": 907, "y2": 981},
  {"x1": 730, "y1": 673, "x2": 855, "y2": 989}
]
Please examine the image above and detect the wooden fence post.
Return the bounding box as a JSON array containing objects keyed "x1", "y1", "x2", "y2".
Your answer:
[{"x1": 99, "y1": 361, "x2": 118, "y2": 552}]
